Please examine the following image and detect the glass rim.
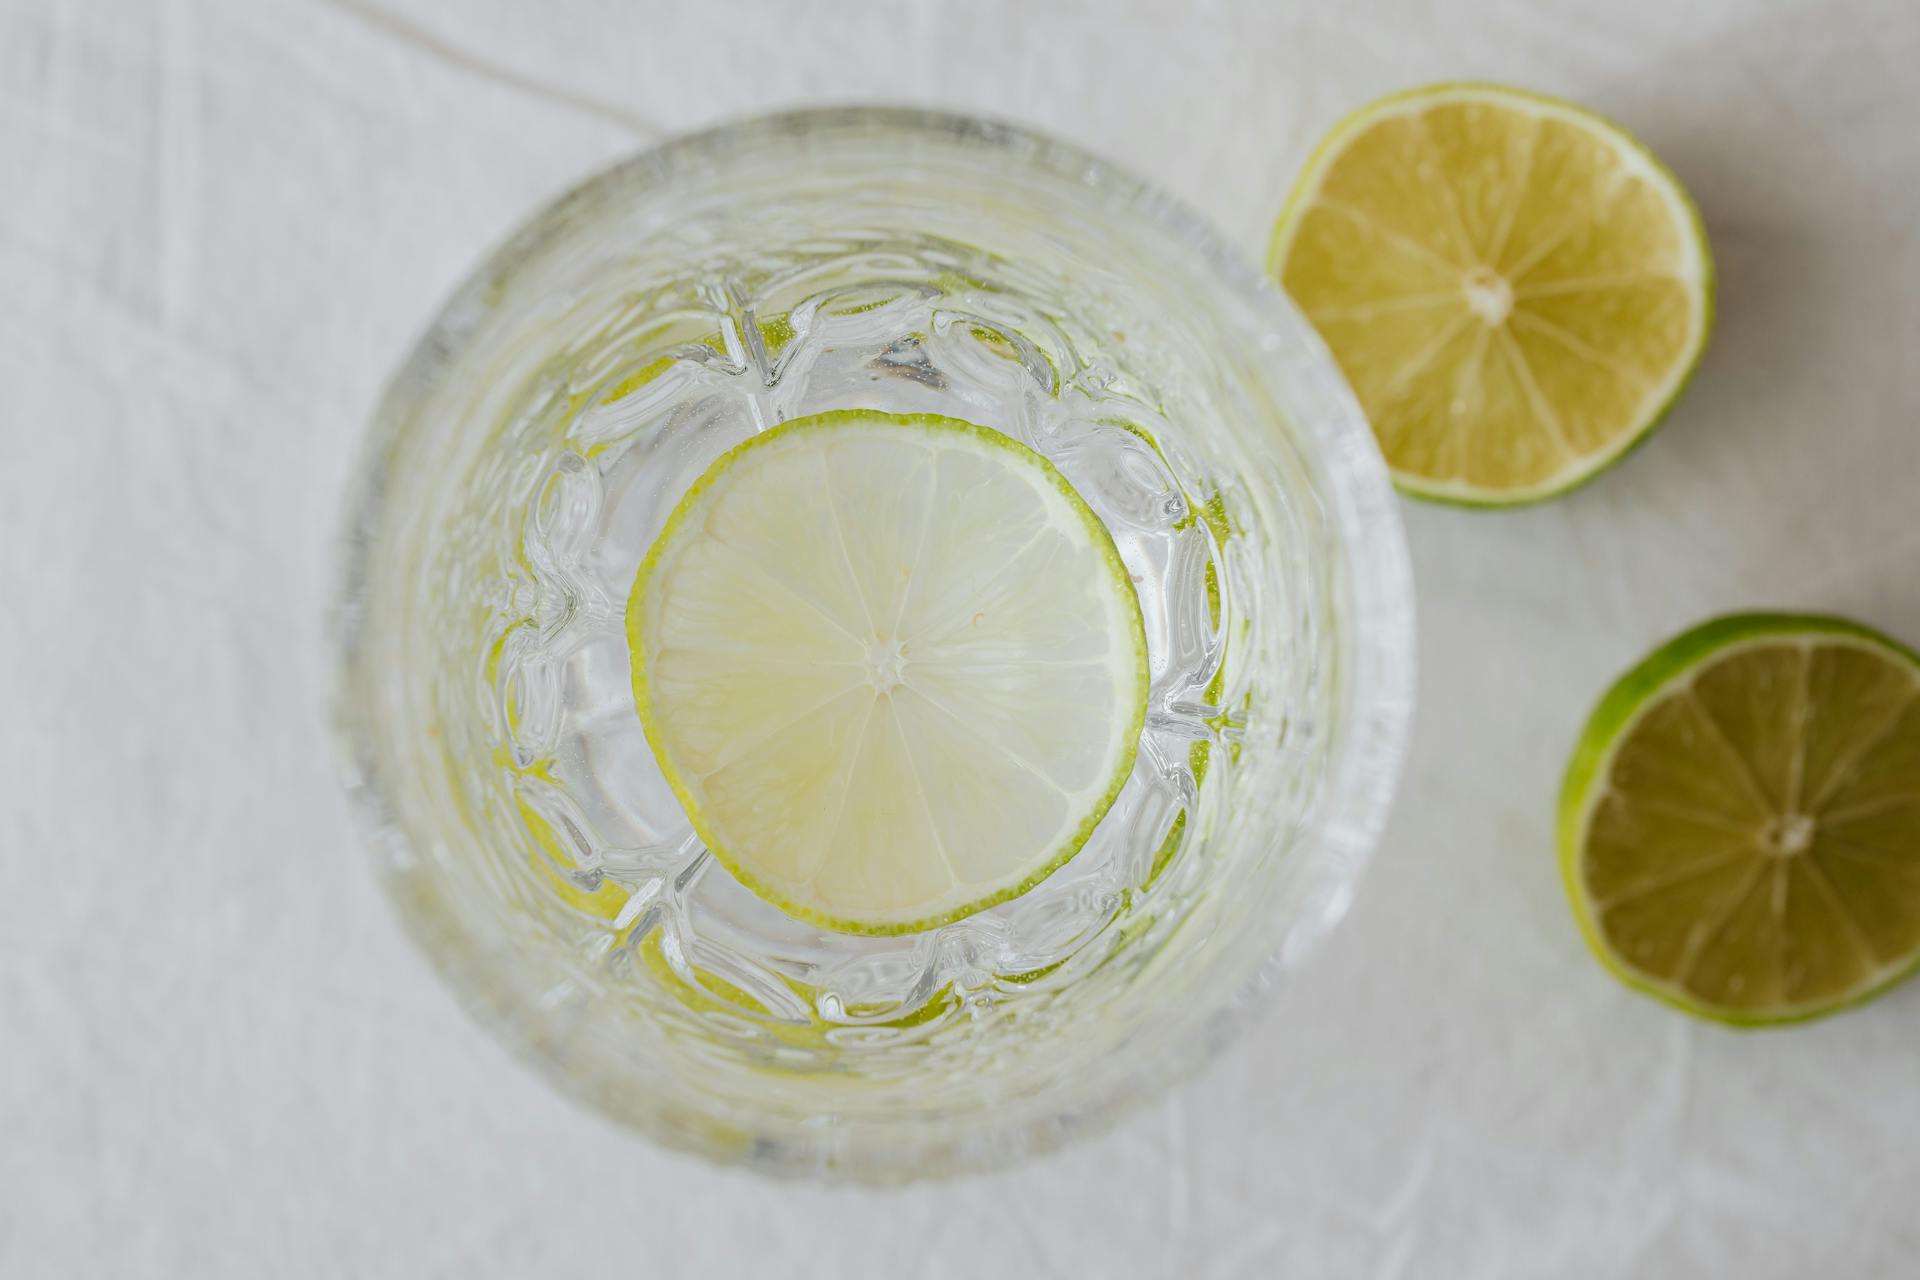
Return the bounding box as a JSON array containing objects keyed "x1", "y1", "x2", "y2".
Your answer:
[{"x1": 330, "y1": 103, "x2": 1417, "y2": 1179}]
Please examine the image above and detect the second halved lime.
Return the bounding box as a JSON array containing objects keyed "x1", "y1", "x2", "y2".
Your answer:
[{"x1": 1561, "y1": 614, "x2": 1920, "y2": 1024}]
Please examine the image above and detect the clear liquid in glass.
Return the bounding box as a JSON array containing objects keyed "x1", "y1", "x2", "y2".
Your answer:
[{"x1": 460, "y1": 234, "x2": 1243, "y2": 1058}]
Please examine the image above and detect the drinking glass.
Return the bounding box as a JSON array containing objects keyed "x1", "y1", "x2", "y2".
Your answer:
[{"x1": 331, "y1": 107, "x2": 1414, "y2": 1182}]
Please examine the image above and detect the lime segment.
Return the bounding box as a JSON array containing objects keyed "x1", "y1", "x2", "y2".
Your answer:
[{"x1": 628, "y1": 410, "x2": 1149, "y2": 936}]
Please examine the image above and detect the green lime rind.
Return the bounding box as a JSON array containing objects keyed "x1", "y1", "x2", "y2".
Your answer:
[
  {"x1": 1269, "y1": 81, "x2": 1716, "y2": 509},
  {"x1": 1558, "y1": 611, "x2": 1920, "y2": 1027},
  {"x1": 626, "y1": 408, "x2": 1150, "y2": 938}
]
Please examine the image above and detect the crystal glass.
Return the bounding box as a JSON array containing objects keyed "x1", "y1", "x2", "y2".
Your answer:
[{"x1": 330, "y1": 107, "x2": 1414, "y2": 1182}]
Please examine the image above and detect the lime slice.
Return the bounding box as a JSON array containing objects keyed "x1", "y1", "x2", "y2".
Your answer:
[
  {"x1": 1560, "y1": 614, "x2": 1920, "y2": 1024},
  {"x1": 1270, "y1": 83, "x2": 1713, "y2": 505},
  {"x1": 627, "y1": 410, "x2": 1148, "y2": 935}
]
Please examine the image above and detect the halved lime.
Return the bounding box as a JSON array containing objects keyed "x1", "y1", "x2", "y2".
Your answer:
[
  {"x1": 1270, "y1": 83, "x2": 1713, "y2": 505},
  {"x1": 1561, "y1": 614, "x2": 1920, "y2": 1024},
  {"x1": 627, "y1": 410, "x2": 1148, "y2": 936}
]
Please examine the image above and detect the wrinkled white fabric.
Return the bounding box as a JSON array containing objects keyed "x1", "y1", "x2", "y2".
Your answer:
[{"x1": 5, "y1": 0, "x2": 1919, "y2": 1275}]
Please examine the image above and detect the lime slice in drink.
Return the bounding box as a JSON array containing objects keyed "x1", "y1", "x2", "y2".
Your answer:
[
  {"x1": 1560, "y1": 614, "x2": 1920, "y2": 1024},
  {"x1": 1270, "y1": 83, "x2": 1713, "y2": 505},
  {"x1": 627, "y1": 410, "x2": 1148, "y2": 936}
]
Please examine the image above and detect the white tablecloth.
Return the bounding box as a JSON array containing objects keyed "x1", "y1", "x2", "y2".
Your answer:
[{"x1": 7, "y1": 1, "x2": 1920, "y2": 1274}]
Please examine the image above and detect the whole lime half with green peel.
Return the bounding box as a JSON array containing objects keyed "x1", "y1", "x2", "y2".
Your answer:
[
  {"x1": 1270, "y1": 83, "x2": 1713, "y2": 505},
  {"x1": 1560, "y1": 614, "x2": 1920, "y2": 1024},
  {"x1": 626, "y1": 410, "x2": 1149, "y2": 936}
]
